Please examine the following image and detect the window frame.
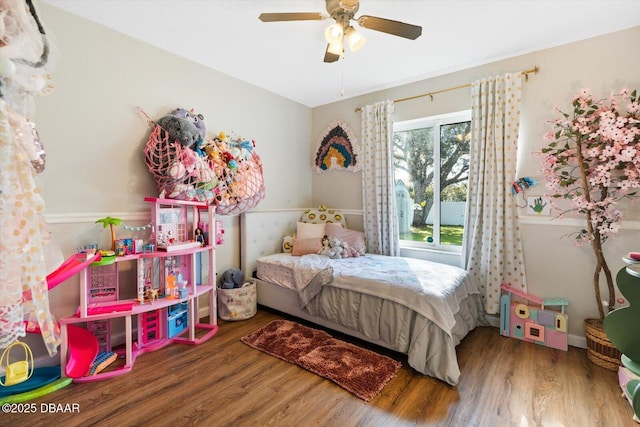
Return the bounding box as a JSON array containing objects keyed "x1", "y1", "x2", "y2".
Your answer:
[{"x1": 393, "y1": 110, "x2": 472, "y2": 253}]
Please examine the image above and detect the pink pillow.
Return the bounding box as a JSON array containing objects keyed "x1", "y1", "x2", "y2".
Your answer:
[
  {"x1": 296, "y1": 222, "x2": 326, "y2": 239},
  {"x1": 325, "y1": 223, "x2": 366, "y2": 257},
  {"x1": 292, "y1": 237, "x2": 322, "y2": 256}
]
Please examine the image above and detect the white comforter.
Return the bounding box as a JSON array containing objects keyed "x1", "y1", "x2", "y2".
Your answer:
[{"x1": 257, "y1": 253, "x2": 478, "y2": 335}]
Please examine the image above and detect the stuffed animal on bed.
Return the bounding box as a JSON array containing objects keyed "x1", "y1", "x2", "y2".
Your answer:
[
  {"x1": 340, "y1": 241, "x2": 360, "y2": 258},
  {"x1": 219, "y1": 268, "x2": 245, "y2": 289},
  {"x1": 327, "y1": 237, "x2": 344, "y2": 259}
]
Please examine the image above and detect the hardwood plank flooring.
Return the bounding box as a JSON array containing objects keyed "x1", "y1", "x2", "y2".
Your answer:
[{"x1": 3, "y1": 308, "x2": 635, "y2": 426}]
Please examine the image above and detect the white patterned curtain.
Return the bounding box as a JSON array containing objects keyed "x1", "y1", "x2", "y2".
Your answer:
[
  {"x1": 462, "y1": 73, "x2": 527, "y2": 314},
  {"x1": 360, "y1": 100, "x2": 399, "y2": 256},
  {"x1": 0, "y1": 0, "x2": 62, "y2": 355}
]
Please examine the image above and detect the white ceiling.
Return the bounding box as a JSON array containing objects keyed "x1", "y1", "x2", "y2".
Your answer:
[{"x1": 41, "y1": 0, "x2": 640, "y2": 108}]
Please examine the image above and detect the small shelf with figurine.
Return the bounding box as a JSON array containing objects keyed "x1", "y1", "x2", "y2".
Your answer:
[
  {"x1": 58, "y1": 197, "x2": 218, "y2": 382},
  {"x1": 157, "y1": 241, "x2": 204, "y2": 252}
]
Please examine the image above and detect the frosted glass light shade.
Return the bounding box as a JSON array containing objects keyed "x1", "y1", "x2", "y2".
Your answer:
[
  {"x1": 345, "y1": 26, "x2": 366, "y2": 52},
  {"x1": 327, "y1": 41, "x2": 343, "y2": 56},
  {"x1": 324, "y1": 23, "x2": 344, "y2": 44}
]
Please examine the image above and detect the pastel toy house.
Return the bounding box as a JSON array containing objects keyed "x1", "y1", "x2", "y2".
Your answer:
[{"x1": 500, "y1": 284, "x2": 568, "y2": 351}]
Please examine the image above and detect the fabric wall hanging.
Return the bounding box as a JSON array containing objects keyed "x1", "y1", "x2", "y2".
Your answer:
[{"x1": 314, "y1": 121, "x2": 360, "y2": 173}]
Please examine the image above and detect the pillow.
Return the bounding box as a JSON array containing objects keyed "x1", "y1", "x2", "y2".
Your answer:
[
  {"x1": 296, "y1": 221, "x2": 326, "y2": 239},
  {"x1": 282, "y1": 233, "x2": 296, "y2": 253},
  {"x1": 301, "y1": 205, "x2": 347, "y2": 227},
  {"x1": 325, "y1": 223, "x2": 366, "y2": 257},
  {"x1": 292, "y1": 237, "x2": 322, "y2": 256}
]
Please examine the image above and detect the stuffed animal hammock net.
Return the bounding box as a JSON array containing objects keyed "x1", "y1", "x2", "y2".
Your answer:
[{"x1": 144, "y1": 123, "x2": 265, "y2": 215}]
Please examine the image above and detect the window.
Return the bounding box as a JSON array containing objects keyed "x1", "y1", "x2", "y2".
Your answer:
[{"x1": 393, "y1": 111, "x2": 471, "y2": 250}]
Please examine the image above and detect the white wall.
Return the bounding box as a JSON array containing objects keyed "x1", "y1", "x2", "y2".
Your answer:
[
  {"x1": 28, "y1": 4, "x2": 313, "y2": 362},
  {"x1": 311, "y1": 26, "x2": 640, "y2": 340}
]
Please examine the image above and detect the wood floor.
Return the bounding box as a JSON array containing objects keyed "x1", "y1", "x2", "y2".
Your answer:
[{"x1": 4, "y1": 308, "x2": 635, "y2": 426}]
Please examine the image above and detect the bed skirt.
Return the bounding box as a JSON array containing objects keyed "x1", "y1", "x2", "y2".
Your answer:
[{"x1": 254, "y1": 278, "x2": 486, "y2": 385}]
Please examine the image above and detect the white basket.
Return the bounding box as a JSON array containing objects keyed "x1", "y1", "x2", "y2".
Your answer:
[{"x1": 217, "y1": 280, "x2": 257, "y2": 321}]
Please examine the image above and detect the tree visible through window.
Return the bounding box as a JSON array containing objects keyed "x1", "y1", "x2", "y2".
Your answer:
[{"x1": 393, "y1": 111, "x2": 471, "y2": 249}]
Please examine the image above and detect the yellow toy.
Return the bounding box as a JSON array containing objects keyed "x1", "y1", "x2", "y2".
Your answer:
[{"x1": 0, "y1": 340, "x2": 34, "y2": 386}]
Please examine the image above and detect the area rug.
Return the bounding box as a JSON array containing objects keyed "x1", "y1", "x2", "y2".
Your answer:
[{"x1": 241, "y1": 319, "x2": 401, "y2": 401}]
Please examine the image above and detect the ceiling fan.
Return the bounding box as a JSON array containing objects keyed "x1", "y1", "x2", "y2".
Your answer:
[{"x1": 258, "y1": 0, "x2": 422, "y2": 63}]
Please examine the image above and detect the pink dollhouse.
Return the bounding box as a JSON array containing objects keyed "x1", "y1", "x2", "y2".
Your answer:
[
  {"x1": 500, "y1": 284, "x2": 568, "y2": 351},
  {"x1": 57, "y1": 197, "x2": 218, "y2": 382}
]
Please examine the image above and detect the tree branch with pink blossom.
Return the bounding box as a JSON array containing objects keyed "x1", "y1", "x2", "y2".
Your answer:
[{"x1": 538, "y1": 88, "x2": 640, "y2": 319}]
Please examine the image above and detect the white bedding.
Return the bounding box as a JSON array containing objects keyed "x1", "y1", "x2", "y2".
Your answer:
[
  {"x1": 256, "y1": 256, "x2": 296, "y2": 289},
  {"x1": 256, "y1": 253, "x2": 478, "y2": 335}
]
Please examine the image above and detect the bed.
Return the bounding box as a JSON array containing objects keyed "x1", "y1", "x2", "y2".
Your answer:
[{"x1": 240, "y1": 209, "x2": 485, "y2": 385}]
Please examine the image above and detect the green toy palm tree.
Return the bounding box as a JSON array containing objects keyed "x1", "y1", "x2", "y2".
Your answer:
[{"x1": 95, "y1": 216, "x2": 123, "y2": 251}]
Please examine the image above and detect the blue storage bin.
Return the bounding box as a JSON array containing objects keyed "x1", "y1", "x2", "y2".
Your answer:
[{"x1": 167, "y1": 306, "x2": 188, "y2": 338}]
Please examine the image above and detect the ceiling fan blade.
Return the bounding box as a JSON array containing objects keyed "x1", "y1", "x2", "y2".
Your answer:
[
  {"x1": 357, "y1": 15, "x2": 422, "y2": 40},
  {"x1": 324, "y1": 45, "x2": 340, "y2": 63},
  {"x1": 259, "y1": 12, "x2": 324, "y2": 22}
]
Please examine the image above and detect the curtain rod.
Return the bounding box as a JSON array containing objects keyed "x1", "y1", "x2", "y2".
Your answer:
[{"x1": 354, "y1": 66, "x2": 539, "y2": 112}]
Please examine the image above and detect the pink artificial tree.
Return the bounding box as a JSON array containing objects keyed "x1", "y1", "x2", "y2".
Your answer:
[{"x1": 538, "y1": 88, "x2": 640, "y2": 319}]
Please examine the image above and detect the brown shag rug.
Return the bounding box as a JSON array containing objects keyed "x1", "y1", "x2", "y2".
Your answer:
[{"x1": 241, "y1": 319, "x2": 401, "y2": 401}]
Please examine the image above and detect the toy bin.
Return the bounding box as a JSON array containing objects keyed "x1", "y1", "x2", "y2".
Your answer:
[
  {"x1": 217, "y1": 280, "x2": 257, "y2": 321},
  {"x1": 167, "y1": 302, "x2": 189, "y2": 338}
]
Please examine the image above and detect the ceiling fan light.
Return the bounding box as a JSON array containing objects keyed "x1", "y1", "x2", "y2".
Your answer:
[
  {"x1": 324, "y1": 23, "x2": 344, "y2": 44},
  {"x1": 327, "y1": 41, "x2": 344, "y2": 56},
  {"x1": 345, "y1": 26, "x2": 366, "y2": 52},
  {"x1": 339, "y1": 0, "x2": 359, "y2": 12}
]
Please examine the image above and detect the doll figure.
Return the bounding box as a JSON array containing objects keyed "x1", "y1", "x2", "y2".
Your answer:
[{"x1": 195, "y1": 227, "x2": 205, "y2": 246}]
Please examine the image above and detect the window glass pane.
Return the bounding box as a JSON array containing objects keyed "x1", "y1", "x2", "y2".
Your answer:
[
  {"x1": 393, "y1": 127, "x2": 434, "y2": 243},
  {"x1": 439, "y1": 121, "x2": 470, "y2": 246},
  {"x1": 394, "y1": 111, "x2": 470, "y2": 250}
]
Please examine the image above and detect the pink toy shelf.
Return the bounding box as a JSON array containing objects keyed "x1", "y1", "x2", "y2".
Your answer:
[
  {"x1": 58, "y1": 197, "x2": 218, "y2": 382},
  {"x1": 500, "y1": 284, "x2": 568, "y2": 351}
]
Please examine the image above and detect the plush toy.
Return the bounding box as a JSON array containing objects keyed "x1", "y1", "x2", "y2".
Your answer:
[
  {"x1": 235, "y1": 140, "x2": 254, "y2": 160},
  {"x1": 166, "y1": 183, "x2": 193, "y2": 199},
  {"x1": 170, "y1": 108, "x2": 206, "y2": 139},
  {"x1": 327, "y1": 237, "x2": 344, "y2": 259},
  {"x1": 318, "y1": 235, "x2": 332, "y2": 257},
  {"x1": 170, "y1": 108, "x2": 207, "y2": 156},
  {"x1": 156, "y1": 114, "x2": 201, "y2": 149},
  {"x1": 341, "y1": 241, "x2": 360, "y2": 258},
  {"x1": 193, "y1": 139, "x2": 207, "y2": 157},
  {"x1": 204, "y1": 140, "x2": 219, "y2": 161},
  {"x1": 219, "y1": 268, "x2": 245, "y2": 289}
]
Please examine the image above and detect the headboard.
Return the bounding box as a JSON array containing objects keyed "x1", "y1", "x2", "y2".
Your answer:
[
  {"x1": 240, "y1": 208, "x2": 364, "y2": 279},
  {"x1": 240, "y1": 209, "x2": 304, "y2": 279}
]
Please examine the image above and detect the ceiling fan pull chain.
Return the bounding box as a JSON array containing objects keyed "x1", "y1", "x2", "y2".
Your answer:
[{"x1": 340, "y1": 57, "x2": 345, "y2": 97}]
